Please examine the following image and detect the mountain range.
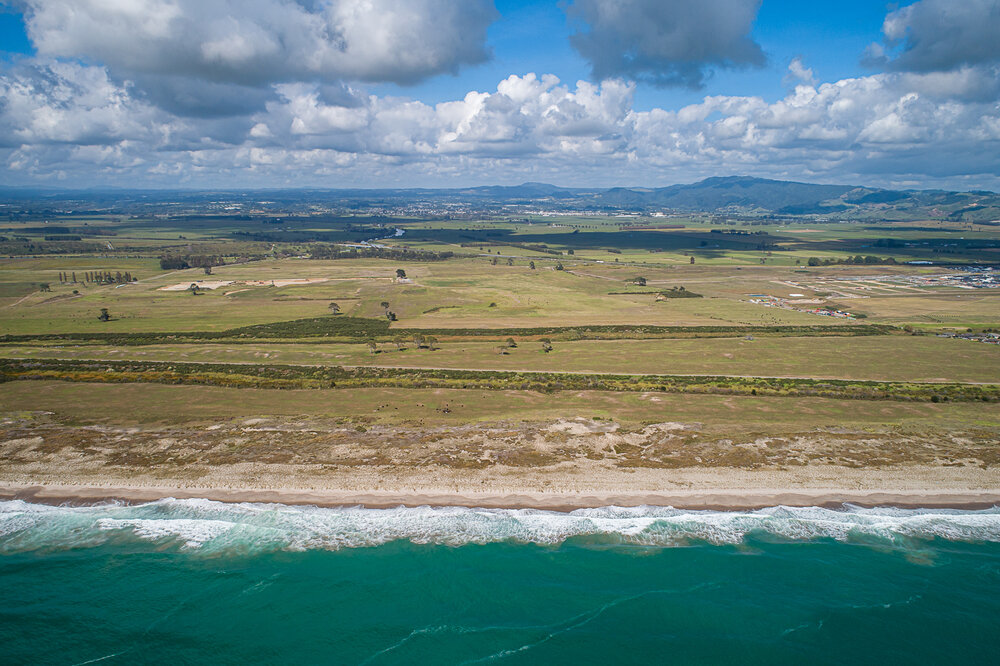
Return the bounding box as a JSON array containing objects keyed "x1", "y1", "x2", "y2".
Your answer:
[
  {"x1": 3, "y1": 177, "x2": 999, "y2": 221},
  {"x1": 450, "y1": 177, "x2": 1000, "y2": 221}
]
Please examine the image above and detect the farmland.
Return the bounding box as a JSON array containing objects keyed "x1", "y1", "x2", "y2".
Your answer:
[{"x1": 2, "y1": 198, "x2": 999, "y2": 499}]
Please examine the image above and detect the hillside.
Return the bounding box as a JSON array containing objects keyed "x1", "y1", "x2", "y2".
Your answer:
[{"x1": 2, "y1": 177, "x2": 999, "y2": 221}]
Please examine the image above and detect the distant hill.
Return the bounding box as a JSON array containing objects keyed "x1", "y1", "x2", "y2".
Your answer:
[
  {"x1": 455, "y1": 182, "x2": 577, "y2": 199},
  {"x1": 2, "y1": 177, "x2": 999, "y2": 221},
  {"x1": 586, "y1": 177, "x2": 1000, "y2": 221},
  {"x1": 594, "y1": 177, "x2": 855, "y2": 212}
]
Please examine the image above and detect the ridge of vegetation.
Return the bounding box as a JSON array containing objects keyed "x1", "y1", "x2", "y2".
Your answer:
[
  {"x1": 0, "y1": 316, "x2": 896, "y2": 345},
  {"x1": 2, "y1": 358, "x2": 994, "y2": 403}
]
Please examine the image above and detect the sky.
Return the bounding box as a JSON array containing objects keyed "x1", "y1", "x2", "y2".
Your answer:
[{"x1": 0, "y1": 0, "x2": 999, "y2": 191}]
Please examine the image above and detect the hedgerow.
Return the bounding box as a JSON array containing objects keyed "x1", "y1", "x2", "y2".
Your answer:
[
  {"x1": 1, "y1": 358, "x2": 994, "y2": 402},
  {"x1": 0, "y1": 317, "x2": 896, "y2": 345}
]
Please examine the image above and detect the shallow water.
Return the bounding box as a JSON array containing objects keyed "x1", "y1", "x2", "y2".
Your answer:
[{"x1": 2, "y1": 500, "x2": 999, "y2": 664}]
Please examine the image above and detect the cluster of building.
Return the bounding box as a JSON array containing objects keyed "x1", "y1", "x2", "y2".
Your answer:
[
  {"x1": 746, "y1": 295, "x2": 856, "y2": 319},
  {"x1": 784, "y1": 267, "x2": 999, "y2": 297},
  {"x1": 938, "y1": 331, "x2": 1000, "y2": 345}
]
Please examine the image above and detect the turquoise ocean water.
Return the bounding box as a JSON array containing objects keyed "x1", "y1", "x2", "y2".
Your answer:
[{"x1": 2, "y1": 500, "x2": 1000, "y2": 664}]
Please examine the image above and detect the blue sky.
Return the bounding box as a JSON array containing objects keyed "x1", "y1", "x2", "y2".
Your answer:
[
  {"x1": 368, "y1": 0, "x2": 894, "y2": 110},
  {"x1": 1, "y1": 1, "x2": 998, "y2": 190}
]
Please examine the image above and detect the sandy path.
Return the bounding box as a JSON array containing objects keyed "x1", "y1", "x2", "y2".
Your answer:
[{"x1": 5, "y1": 293, "x2": 36, "y2": 308}]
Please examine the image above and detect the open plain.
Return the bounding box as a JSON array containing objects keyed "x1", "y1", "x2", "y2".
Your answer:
[{"x1": 1, "y1": 208, "x2": 998, "y2": 507}]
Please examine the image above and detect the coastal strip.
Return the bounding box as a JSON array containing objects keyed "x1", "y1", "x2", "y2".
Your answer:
[{"x1": 3, "y1": 483, "x2": 999, "y2": 512}]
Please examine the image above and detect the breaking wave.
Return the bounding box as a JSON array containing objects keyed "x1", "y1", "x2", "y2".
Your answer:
[{"x1": 1, "y1": 499, "x2": 999, "y2": 554}]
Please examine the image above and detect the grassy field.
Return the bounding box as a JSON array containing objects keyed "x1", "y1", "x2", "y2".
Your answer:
[
  {"x1": 1, "y1": 257, "x2": 869, "y2": 334},
  {"x1": 3, "y1": 212, "x2": 998, "y2": 410},
  {"x1": 2, "y1": 335, "x2": 997, "y2": 383},
  {"x1": 4, "y1": 380, "x2": 997, "y2": 431},
  {"x1": 7, "y1": 253, "x2": 996, "y2": 336}
]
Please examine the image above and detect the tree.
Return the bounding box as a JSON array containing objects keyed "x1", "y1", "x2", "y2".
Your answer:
[
  {"x1": 380, "y1": 301, "x2": 390, "y2": 312},
  {"x1": 189, "y1": 283, "x2": 200, "y2": 295},
  {"x1": 491, "y1": 257, "x2": 498, "y2": 265},
  {"x1": 367, "y1": 340, "x2": 378, "y2": 355},
  {"x1": 204, "y1": 265, "x2": 213, "y2": 275},
  {"x1": 505, "y1": 337, "x2": 517, "y2": 349},
  {"x1": 393, "y1": 335, "x2": 406, "y2": 350},
  {"x1": 396, "y1": 269, "x2": 407, "y2": 279},
  {"x1": 506, "y1": 257, "x2": 513, "y2": 266},
  {"x1": 555, "y1": 262, "x2": 564, "y2": 271},
  {"x1": 807, "y1": 257, "x2": 821, "y2": 266},
  {"x1": 567, "y1": 249, "x2": 574, "y2": 255},
  {"x1": 540, "y1": 338, "x2": 553, "y2": 353},
  {"x1": 425, "y1": 335, "x2": 438, "y2": 351},
  {"x1": 495, "y1": 345, "x2": 509, "y2": 355},
  {"x1": 329, "y1": 302, "x2": 341, "y2": 315},
  {"x1": 529, "y1": 261, "x2": 536, "y2": 270},
  {"x1": 412, "y1": 333, "x2": 425, "y2": 349},
  {"x1": 98, "y1": 308, "x2": 111, "y2": 322},
  {"x1": 689, "y1": 256, "x2": 695, "y2": 264},
  {"x1": 386, "y1": 311, "x2": 397, "y2": 321},
  {"x1": 160, "y1": 256, "x2": 190, "y2": 270},
  {"x1": 39, "y1": 283, "x2": 51, "y2": 292},
  {"x1": 633, "y1": 276, "x2": 646, "y2": 286}
]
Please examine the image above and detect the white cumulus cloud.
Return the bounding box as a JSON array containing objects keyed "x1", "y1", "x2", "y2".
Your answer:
[
  {"x1": 24, "y1": 0, "x2": 498, "y2": 85},
  {"x1": 1, "y1": 65, "x2": 998, "y2": 189}
]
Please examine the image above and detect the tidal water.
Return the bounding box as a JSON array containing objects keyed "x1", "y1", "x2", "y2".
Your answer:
[{"x1": 2, "y1": 500, "x2": 1000, "y2": 664}]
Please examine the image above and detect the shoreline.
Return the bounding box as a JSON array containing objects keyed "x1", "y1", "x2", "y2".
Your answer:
[{"x1": 3, "y1": 483, "x2": 998, "y2": 511}]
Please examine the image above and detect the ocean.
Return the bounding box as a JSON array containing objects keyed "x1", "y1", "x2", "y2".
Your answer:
[{"x1": 2, "y1": 499, "x2": 1000, "y2": 664}]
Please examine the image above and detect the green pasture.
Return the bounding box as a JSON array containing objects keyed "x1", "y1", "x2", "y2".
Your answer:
[
  {"x1": 1, "y1": 257, "x2": 865, "y2": 334},
  {"x1": 2, "y1": 335, "x2": 996, "y2": 383},
  {"x1": 2, "y1": 214, "x2": 998, "y2": 339}
]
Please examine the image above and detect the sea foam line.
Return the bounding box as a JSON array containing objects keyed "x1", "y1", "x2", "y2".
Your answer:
[{"x1": 1, "y1": 499, "x2": 999, "y2": 554}]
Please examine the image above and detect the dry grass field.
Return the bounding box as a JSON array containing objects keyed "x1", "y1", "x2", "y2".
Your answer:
[{"x1": 2, "y1": 335, "x2": 998, "y2": 383}]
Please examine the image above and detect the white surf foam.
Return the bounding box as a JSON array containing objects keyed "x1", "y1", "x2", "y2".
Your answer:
[{"x1": 1, "y1": 499, "x2": 999, "y2": 554}]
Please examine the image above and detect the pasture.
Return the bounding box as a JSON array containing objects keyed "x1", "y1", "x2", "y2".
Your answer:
[{"x1": 2, "y1": 335, "x2": 998, "y2": 383}]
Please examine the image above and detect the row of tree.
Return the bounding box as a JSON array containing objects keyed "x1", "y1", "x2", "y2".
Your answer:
[
  {"x1": 363, "y1": 335, "x2": 554, "y2": 355},
  {"x1": 159, "y1": 255, "x2": 229, "y2": 270},
  {"x1": 59, "y1": 270, "x2": 135, "y2": 284},
  {"x1": 308, "y1": 246, "x2": 454, "y2": 262},
  {"x1": 806, "y1": 256, "x2": 898, "y2": 266},
  {"x1": 366, "y1": 334, "x2": 440, "y2": 354}
]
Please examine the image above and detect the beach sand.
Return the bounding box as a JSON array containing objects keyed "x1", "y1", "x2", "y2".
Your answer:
[
  {"x1": 3, "y1": 413, "x2": 997, "y2": 510},
  {"x1": 3, "y1": 482, "x2": 999, "y2": 511}
]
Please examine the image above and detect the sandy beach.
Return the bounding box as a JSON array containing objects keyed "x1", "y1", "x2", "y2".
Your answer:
[
  {"x1": 4, "y1": 400, "x2": 998, "y2": 511},
  {"x1": 4, "y1": 476, "x2": 999, "y2": 511}
]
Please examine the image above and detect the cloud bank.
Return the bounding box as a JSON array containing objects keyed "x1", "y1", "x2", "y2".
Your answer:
[
  {"x1": 4, "y1": 61, "x2": 998, "y2": 190},
  {"x1": 20, "y1": 0, "x2": 498, "y2": 117},
  {"x1": 0, "y1": 0, "x2": 998, "y2": 190},
  {"x1": 24, "y1": 0, "x2": 498, "y2": 86}
]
